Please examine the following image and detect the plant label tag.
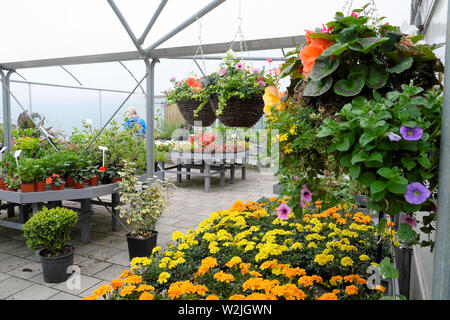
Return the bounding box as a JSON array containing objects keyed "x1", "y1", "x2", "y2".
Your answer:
[
  {"x1": 98, "y1": 146, "x2": 108, "y2": 151},
  {"x1": 14, "y1": 150, "x2": 22, "y2": 159},
  {"x1": 0, "y1": 147, "x2": 7, "y2": 154}
]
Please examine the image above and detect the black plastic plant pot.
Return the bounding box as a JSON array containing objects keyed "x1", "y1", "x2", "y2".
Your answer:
[
  {"x1": 39, "y1": 246, "x2": 75, "y2": 283},
  {"x1": 126, "y1": 231, "x2": 158, "y2": 261}
]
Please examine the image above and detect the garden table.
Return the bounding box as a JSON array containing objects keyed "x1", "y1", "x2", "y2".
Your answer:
[
  {"x1": 0, "y1": 183, "x2": 121, "y2": 244},
  {"x1": 162, "y1": 151, "x2": 249, "y2": 192}
]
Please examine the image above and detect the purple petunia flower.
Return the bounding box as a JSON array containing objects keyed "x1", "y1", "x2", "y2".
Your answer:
[
  {"x1": 400, "y1": 126, "x2": 423, "y2": 141},
  {"x1": 388, "y1": 132, "x2": 402, "y2": 141},
  {"x1": 220, "y1": 69, "x2": 227, "y2": 75},
  {"x1": 252, "y1": 68, "x2": 261, "y2": 74},
  {"x1": 276, "y1": 204, "x2": 291, "y2": 221},
  {"x1": 405, "y1": 182, "x2": 430, "y2": 205},
  {"x1": 400, "y1": 215, "x2": 417, "y2": 228},
  {"x1": 300, "y1": 184, "x2": 313, "y2": 209},
  {"x1": 235, "y1": 62, "x2": 244, "y2": 69}
]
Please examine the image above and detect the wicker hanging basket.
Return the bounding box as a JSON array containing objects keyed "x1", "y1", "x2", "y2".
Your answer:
[
  {"x1": 210, "y1": 94, "x2": 265, "y2": 128},
  {"x1": 176, "y1": 98, "x2": 217, "y2": 127}
]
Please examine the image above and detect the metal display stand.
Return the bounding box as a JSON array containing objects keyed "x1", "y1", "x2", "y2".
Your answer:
[
  {"x1": 163, "y1": 151, "x2": 248, "y2": 192},
  {"x1": 0, "y1": 183, "x2": 121, "y2": 244}
]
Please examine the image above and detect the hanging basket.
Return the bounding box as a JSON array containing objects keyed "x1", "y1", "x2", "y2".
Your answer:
[
  {"x1": 210, "y1": 94, "x2": 264, "y2": 128},
  {"x1": 176, "y1": 99, "x2": 217, "y2": 127}
]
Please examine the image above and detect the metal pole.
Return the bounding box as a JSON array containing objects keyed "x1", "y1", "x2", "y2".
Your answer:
[
  {"x1": 98, "y1": 90, "x2": 103, "y2": 128},
  {"x1": 59, "y1": 65, "x2": 83, "y2": 86},
  {"x1": 1, "y1": 70, "x2": 13, "y2": 152},
  {"x1": 145, "y1": 59, "x2": 159, "y2": 179},
  {"x1": 107, "y1": 0, "x2": 146, "y2": 57},
  {"x1": 432, "y1": 0, "x2": 450, "y2": 300},
  {"x1": 144, "y1": 0, "x2": 227, "y2": 53},
  {"x1": 137, "y1": 0, "x2": 168, "y2": 45},
  {"x1": 167, "y1": 55, "x2": 286, "y2": 61}
]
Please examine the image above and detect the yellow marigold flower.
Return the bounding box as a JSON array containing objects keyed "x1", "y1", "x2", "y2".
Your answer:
[
  {"x1": 345, "y1": 285, "x2": 359, "y2": 295},
  {"x1": 314, "y1": 253, "x2": 334, "y2": 266},
  {"x1": 171, "y1": 231, "x2": 185, "y2": 241},
  {"x1": 206, "y1": 295, "x2": 220, "y2": 300},
  {"x1": 225, "y1": 256, "x2": 242, "y2": 268},
  {"x1": 120, "y1": 285, "x2": 136, "y2": 296},
  {"x1": 93, "y1": 284, "x2": 112, "y2": 297},
  {"x1": 152, "y1": 246, "x2": 161, "y2": 254},
  {"x1": 373, "y1": 285, "x2": 386, "y2": 293},
  {"x1": 307, "y1": 242, "x2": 318, "y2": 249},
  {"x1": 359, "y1": 254, "x2": 370, "y2": 261},
  {"x1": 139, "y1": 291, "x2": 154, "y2": 300},
  {"x1": 341, "y1": 257, "x2": 354, "y2": 267},
  {"x1": 214, "y1": 271, "x2": 235, "y2": 283},
  {"x1": 291, "y1": 242, "x2": 303, "y2": 250},
  {"x1": 269, "y1": 197, "x2": 277, "y2": 202},
  {"x1": 158, "y1": 272, "x2": 171, "y2": 284}
]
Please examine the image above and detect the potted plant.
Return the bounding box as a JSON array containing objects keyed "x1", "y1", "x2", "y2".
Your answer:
[
  {"x1": 47, "y1": 173, "x2": 65, "y2": 191},
  {"x1": 5, "y1": 175, "x2": 20, "y2": 191},
  {"x1": 23, "y1": 207, "x2": 78, "y2": 283},
  {"x1": 34, "y1": 158, "x2": 48, "y2": 192},
  {"x1": 117, "y1": 161, "x2": 172, "y2": 260},
  {"x1": 87, "y1": 164, "x2": 102, "y2": 186},
  {"x1": 18, "y1": 157, "x2": 37, "y2": 193},
  {"x1": 165, "y1": 76, "x2": 217, "y2": 127}
]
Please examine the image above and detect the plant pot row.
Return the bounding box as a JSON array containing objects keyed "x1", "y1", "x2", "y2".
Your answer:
[{"x1": 0, "y1": 176, "x2": 121, "y2": 192}]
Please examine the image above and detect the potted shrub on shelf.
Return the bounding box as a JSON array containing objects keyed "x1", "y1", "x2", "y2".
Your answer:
[
  {"x1": 18, "y1": 158, "x2": 37, "y2": 193},
  {"x1": 23, "y1": 207, "x2": 78, "y2": 283},
  {"x1": 117, "y1": 161, "x2": 172, "y2": 260},
  {"x1": 47, "y1": 173, "x2": 65, "y2": 191},
  {"x1": 5, "y1": 175, "x2": 20, "y2": 191}
]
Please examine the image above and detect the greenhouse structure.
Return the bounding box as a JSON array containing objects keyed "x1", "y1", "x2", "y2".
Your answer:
[{"x1": 0, "y1": 0, "x2": 449, "y2": 306}]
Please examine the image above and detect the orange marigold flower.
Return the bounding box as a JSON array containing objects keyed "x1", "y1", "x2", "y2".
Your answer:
[
  {"x1": 82, "y1": 295, "x2": 98, "y2": 300},
  {"x1": 139, "y1": 291, "x2": 154, "y2": 300},
  {"x1": 124, "y1": 275, "x2": 142, "y2": 285},
  {"x1": 136, "y1": 284, "x2": 155, "y2": 292},
  {"x1": 93, "y1": 284, "x2": 112, "y2": 297},
  {"x1": 120, "y1": 285, "x2": 136, "y2": 296},
  {"x1": 330, "y1": 276, "x2": 343, "y2": 286},
  {"x1": 119, "y1": 270, "x2": 133, "y2": 279},
  {"x1": 214, "y1": 271, "x2": 235, "y2": 283},
  {"x1": 111, "y1": 279, "x2": 124, "y2": 290},
  {"x1": 205, "y1": 295, "x2": 220, "y2": 300},
  {"x1": 229, "y1": 294, "x2": 246, "y2": 300},
  {"x1": 345, "y1": 285, "x2": 359, "y2": 295},
  {"x1": 316, "y1": 292, "x2": 339, "y2": 300}
]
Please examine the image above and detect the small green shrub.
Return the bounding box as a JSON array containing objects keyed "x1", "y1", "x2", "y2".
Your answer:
[{"x1": 23, "y1": 207, "x2": 78, "y2": 257}]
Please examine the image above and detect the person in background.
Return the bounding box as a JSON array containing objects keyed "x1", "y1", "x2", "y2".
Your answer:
[{"x1": 124, "y1": 106, "x2": 146, "y2": 139}]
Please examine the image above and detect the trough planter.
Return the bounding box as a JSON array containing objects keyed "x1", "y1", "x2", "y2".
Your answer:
[
  {"x1": 126, "y1": 231, "x2": 158, "y2": 261},
  {"x1": 39, "y1": 245, "x2": 74, "y2": 283}
]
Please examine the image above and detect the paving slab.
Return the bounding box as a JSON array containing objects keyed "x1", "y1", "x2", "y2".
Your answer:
[
  {"x1": 52, "y1": 274, "x2": 102, "y2": 296},
  {"x1": 0, "y1": 277, "x2": 34, "y2": 299},
  {"x1": 78, "y1": 258, "x2": 112, "y2": 276},
  {"x1": 6, "y1": 260, "x2": 42, "y2": 280},
  {"x1": 6, "y1": 283, "x2": 59, "y2": 300},
  {"x1": 0, "y1": 256, "x2": 31, "y2": 273},
  {"x1": 48, "y1": 291, "x2": 81, "y2": 300},
  {"x1": 106, "y1": 251, "x2": 130, "y2": 267},
  {"x1": 93, "y1": 264, "x2": 127, "y2": 282}
]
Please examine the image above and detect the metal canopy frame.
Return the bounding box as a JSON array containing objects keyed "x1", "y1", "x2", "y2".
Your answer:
[{"x1": 0, "y1": 0, "x2": 449, "y2": 301}]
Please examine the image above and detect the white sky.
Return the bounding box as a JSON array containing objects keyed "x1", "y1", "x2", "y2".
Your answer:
[{"x1": 0, "y1": 0, "x2": 412, "y2": 95}]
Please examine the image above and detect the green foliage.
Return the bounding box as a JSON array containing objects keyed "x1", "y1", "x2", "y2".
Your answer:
[
  {"x1": 118, "y1": 162, "x2": 173, "y2": 237},
  {"x1": 23, "y1": 207, "x2": 78, "y2": 257}
]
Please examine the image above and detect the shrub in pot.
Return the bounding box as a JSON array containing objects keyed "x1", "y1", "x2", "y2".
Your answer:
[
  {"x1": 117, "y1": 161, "x2": 172, "y2": 260},
  {"x1": 23, "y1": 207, "x2": 78, "y2": 283}
]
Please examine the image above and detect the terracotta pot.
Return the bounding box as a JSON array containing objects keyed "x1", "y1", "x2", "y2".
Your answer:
[
  {"x1": 52, "y1": 184, "x2": 65, "y2": 191},
  {"x1": 74, "y1": 182, "x2": 85, "y2": 189},
  {"x1": 88, "y1": 176, "x2": 99, "y2": 186},
  {"x1": 113, "y1": 178, "x2": 122, "y2": 183},
  {"x1": 0, "y1": 179, "x2": 6, "y2": 190},
  {"x1": 6, "y1": 187, "x2": 17, "y2": 192},
  {"x1": 65, "y1": 177, "x2": 75, "y2": 187},
  {"x1": 35, "y1": 180, "x2": 46, "y2": 192},
  {"x1": 20, "y1": 183, "x2": 35, "y2": 193}
]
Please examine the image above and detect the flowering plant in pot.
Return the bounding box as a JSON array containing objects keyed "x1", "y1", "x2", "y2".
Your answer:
[
  {"x1": 195, "y1": 51, "x2": 277, "y2": 127},
  {"x1": 34, "y1": 158, "x2": 49, "y2": 192},
  {"x1": 164, "y1": 76, "x2": 217, "y2": 127},
  {"x1": 117, "y1": 161, "x2": 172, "y2": 260},
  {"x1": 46, "y1": 173, "x2": 65, "y2": 191},
  {"x1": 23, "y1": 207, "x2": 78, "y2": 283}
]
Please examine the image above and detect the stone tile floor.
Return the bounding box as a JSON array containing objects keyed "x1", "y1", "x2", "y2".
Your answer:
[{"x1": 0, "y1": 166, "x2": 276, "y2": 300}]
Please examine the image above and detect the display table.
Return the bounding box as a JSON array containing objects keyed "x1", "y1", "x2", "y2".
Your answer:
[
  {"x1": 0, "y1": 183, "x2": 121, "y2": 244},
  {"x1": 162, "y1": 151, "x2": 249, "y2": 192}
]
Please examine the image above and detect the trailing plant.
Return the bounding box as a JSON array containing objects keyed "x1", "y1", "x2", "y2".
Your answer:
[
  {"x1": 23, "y1": 207, "x2": 78, "y2": 257},
  {"x1": 318, "y1": 83, "x2": 441, "y2": 249}
]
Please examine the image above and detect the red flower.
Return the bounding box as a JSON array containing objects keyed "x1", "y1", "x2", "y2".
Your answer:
[
  {"x1": 99, "y1": 166, "x2": 106, "y2": 173},
  {"x1": 46, "y1": 177, "x2": 53, "y2": 184}
]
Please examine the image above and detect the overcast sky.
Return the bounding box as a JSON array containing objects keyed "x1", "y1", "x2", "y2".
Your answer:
[{"x1": 0, "y1": 0, "x2": 412, "y2": 95}]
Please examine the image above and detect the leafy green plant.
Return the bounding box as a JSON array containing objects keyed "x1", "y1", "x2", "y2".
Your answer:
[
  {"x1": 17, "y1": 157, "x2": 38, "y2": 184},
  {"x1": 5, "y1": 175, "x2": 20, "y2": 189},
  {"x1": 318, "y1": 83, "x2": 441, "y2": 248},
  {"x1": 118, "y1": 161, "x2": 173, "y2": 238},
  {"x1": 23, "y1": 207, "x2": 78, "y2": 257}
]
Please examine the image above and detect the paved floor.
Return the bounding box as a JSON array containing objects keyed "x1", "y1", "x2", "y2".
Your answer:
[{"x1": 0, "y1": 166, "x2": 276, "y2": 300}]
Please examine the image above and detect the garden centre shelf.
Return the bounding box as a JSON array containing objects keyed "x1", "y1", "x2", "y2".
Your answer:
[
  {"x1": 0, "y1": 183, "x2": 121, "y2": 244},
  {"x1": 162, "y1": 151, "x2": 249, "y2": 192}
]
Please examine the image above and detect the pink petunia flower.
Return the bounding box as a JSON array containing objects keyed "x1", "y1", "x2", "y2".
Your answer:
[
  {"x1": 276, "y1": 204, "x2": 291, "y2": 221},
  {"x1": 400, "y1": 215, "x2": 417, "y2": 228}
]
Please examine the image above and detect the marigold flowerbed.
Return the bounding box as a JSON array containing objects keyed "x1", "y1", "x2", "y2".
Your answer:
[{"x1": 85, "y1": 198, "x2": 394, "y2": 300}]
